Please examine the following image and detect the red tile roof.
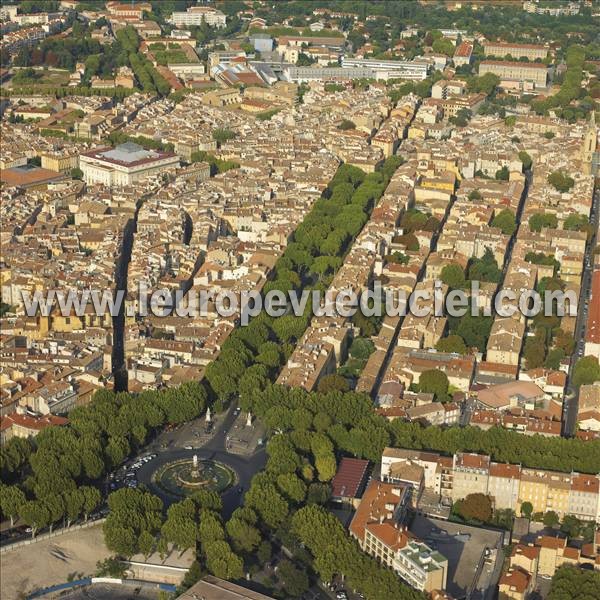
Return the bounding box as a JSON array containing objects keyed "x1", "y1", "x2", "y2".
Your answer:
[
  {"x1": 585, "y1": 270, "x2": 600, "y2": 344},
  {"x1": 331, "y1": 457, "x2": 369, "y2": 498}
]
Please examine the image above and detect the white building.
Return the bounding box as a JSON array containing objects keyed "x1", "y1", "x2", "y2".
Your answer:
[
  {"x1": 169, "y1": 6, "x2": 226, "y2": 28},
  {"x1": 341, "y1": 57, "x2": 429, "y2": 80},
  {"x1": 79, "y1": 142, "x2": 180, "y2": 187}
]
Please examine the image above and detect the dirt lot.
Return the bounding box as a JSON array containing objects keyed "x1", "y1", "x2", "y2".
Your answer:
[{"x1": 0, "y1": 525, "x2": 110, "y2": 600}]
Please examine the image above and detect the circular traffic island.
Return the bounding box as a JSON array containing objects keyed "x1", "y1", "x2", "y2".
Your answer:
[{"x1": 153, "y1": 456, "x2": 236, "y2": 498}]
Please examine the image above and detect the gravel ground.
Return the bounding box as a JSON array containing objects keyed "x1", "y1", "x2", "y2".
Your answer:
[{"x1": 0, "y1": 524, "x2": 110, "y2": 600}]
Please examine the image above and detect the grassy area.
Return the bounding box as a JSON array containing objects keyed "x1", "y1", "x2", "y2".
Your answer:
[
  {"x1": 10, "y1": 68, "x2": 70, "y2": 88},
  {"x1": 153, "y1": 49, "x2": 195, "y2": 65},
  {"x1": 256, "y1": 108, "x2": 281, "y2": 121}
]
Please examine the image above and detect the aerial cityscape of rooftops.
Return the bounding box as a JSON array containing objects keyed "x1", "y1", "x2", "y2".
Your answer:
[{"x1": 0, "y1": 1, "x2": 599, "y2": 600}]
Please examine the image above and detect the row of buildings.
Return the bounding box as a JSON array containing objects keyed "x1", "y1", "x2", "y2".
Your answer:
[{"x1": 381, "y1": 447, "x2": 600, "y2": 522}]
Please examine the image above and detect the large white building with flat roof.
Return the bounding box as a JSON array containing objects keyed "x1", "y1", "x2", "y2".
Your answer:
[
  {"x1": 79, "y1": 142, "x2": 180, "y2": 187},
  {"x1": 169, "y1": 6, "x2": 226, "y2": 28},
  {"x1": 342, "y1": 57, "x2": 429, "y2": 80}
]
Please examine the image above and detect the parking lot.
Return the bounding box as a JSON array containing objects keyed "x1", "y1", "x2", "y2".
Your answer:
[
  {"x1": 109, "y1": 452, "x2": 158, "y2": 492},
  {"x1": 409, "y1": 515, "x2": 504, "y2": 599}
]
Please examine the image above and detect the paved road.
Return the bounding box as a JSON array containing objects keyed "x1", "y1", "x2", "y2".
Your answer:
[
  {"x1": 562, "y1": 187, "x2": 599, "y2": 436},
  {"x1": 135, "y1": 402, "x2": 266, "y2": 517},
  {"x1": 136, "y1": 445, "x2": 265, "y2": 518}
]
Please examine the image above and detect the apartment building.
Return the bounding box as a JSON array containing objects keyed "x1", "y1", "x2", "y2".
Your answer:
[
  {"x1": 578, "y1": 385, "x2": 600, "y2": 432},
  {"x1": 283, "y1": 66, "x2": 375, "y2": 83},
  {"x1": 168, "y1": 6, "x2": 226, "y2": 28},
  {"x1": 498, "y1": 567, "x2": 533, "y2": 600},
  {"x1": 451, "y1": 452, "x2": 491, "y2": 502},
  {"x1": 0, "y1": 413, "x2": 68, "y2": 445},
  {"x1": 383, "y1": 448, "x2": 600, "y2": 521},
  {"x1": 396, "y1": 541, "x2": 448, "y2": 593},
  {"x1": 584, "y1": 270, "x2": 600, "y2": 359},
  {"x1": 479, "y1": 60, "x2": 549, "y2": 88},
  {"x1": 350, "y1": 480, "x2": 447, "y2": 593},
  {"x1": 518, "y1": 469, "x2": 571, "y2": 518},
  {"x1": 568, "y1": 474, "x2": 600, "y2": 522},
  {"x1": 488, "y1": 462, "x2": 522, "y2": 510},
  {"x1": 40, "y1": 149, "x2": 79, "y2": 173},
  {"x1": 537, "y1": 535, "x2": 568, "y2": 576},
  {"x1": 482, "y1": 41, "x2": 548, "y2": 61},
  {"x1": 453, "y1": 41, "x2": 473, "y2": 66}
]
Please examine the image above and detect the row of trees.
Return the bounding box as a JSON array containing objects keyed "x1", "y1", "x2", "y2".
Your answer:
[
  {"x1": 239, "y1": 384, "x2": 600, "y2": 474},
  {"x1": 203, "y1": 159, "x2": 402, "y2": 407},
  {"x1": 115, "y1": 26, "x2": 171, "y2": 96}
]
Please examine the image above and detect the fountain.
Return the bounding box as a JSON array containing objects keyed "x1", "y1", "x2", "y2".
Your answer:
[
  {"x1": 190, "y1": 454, "x2": 200, "y2": 478},
  {"x1": 153, "y1": 455, "x2": 236, "y2": 498}
]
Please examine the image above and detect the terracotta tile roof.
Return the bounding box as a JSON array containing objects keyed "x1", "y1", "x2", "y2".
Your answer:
[
  {"x1": 512, "y1": 544, "x2": 540, "y2": 561},
  {"x1": 331, "y1": 457, "x2": 369, "y2": 498},
  {"x1": 536, "y1": 535, "x2": 567, "y2": 550},
  {"x1": 365, "y1": 521, "x2": 409, "y2": 551},
  {"x1": 499, "y1": 567, "x2": 531, "y2": 594},
  {"x1": 562, "y1": 547, "x2": 580, "y2": 560},
  {"x1": 349, "y1": 480, "x2": 409, "y2": 542}
]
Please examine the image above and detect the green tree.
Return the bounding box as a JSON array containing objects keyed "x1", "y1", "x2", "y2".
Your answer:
[
  {"x1": 226, "y1": 515, "x2": 261, "y2": 553},
  {"x1": 278, "y1": 559, "x2": 310, "y2": 597},
  {"x1": 338, "y1": 119, "x2": 356, "y2": 130},
  {"x1": 467, "y1": 72, "x2": 500, "y2": 95},
  {"x1": 138, "y1": 530, "x2": 155, "y2": 560},
  {"x1": 314, "y1": 452, "x2": 337, "y2": 482},
  {"x1": 440, "y1": 263, "x2": 466, "y2": 289},
  {"x1": 435, "y1": 335, "x2": 467, "y2": 354},
  {"x1": 81, "y1": 486, "x2": 101, "y2": 521},
  {"x1": 560, "y1": 515, "x2": 582, "y2": 539},
  {"x1": 276, "y1": 473, "x2": 307, "y2": 503},
  {"x1": 454, "y1": 493, "x2": 493, "y2": 523},
  {"x1": 548, "y1": 565, "x2": 600, "y2": 600},
  {"x1": 20, "y1": 501, "x2": 50, "y2": 538},
  {"x1": 317, "y1": 374, "x2": 349, "y2": 394},
  {"x1": 491, "y1": 209, "x2": 517, "y2": 235},
  {"x1": 520, "y1": 501, "x2": 533, "y2": 519},
  {"x1": 543, "y1": 510, "x2": 560, "y2": 528},
  {"x1": 547, "y1": 171, "x2": 575, "y2": 193},
  {"x1": 204, "y1": 540, "x2": 244, "y2": 580},
  {"x1": 418, "y1": 370, "x2": 450, "y2": 401},
  {"x1": 529, "y1": 213, "x2": 558, "y2": 232},
  {"x1": 495, "y1": 165, "x2": 510, "y2": 180},
  {"x1": 572, "y1": 356, "x2": 600, "y2": 387},
  {"x1": 518, "y1": 150, "x2": 532, "y2": 170},
  {"x1": 0, "y1": 484, "x2": 26, "y2": 527}
]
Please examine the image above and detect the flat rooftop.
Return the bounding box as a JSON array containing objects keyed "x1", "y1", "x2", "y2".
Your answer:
[{"x1": 410, "y1": 514, "x2": 504, "y2": 599}]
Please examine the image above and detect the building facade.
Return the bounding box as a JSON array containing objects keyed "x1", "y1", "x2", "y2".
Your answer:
[{"x1": 80, "y1": 142, "x2": 180, "y2": 187}]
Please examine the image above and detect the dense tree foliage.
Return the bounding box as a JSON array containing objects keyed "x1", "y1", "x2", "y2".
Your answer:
[
  {"x1": 0, "y1": 383, "x2": 205, "y2": 534},
  {"x1": 548, "y1": 565, "x2": 600, "y2": 600},
  {"x1": 292, "y1": 506, "x2": 424, "y2": 600},
  {"x1": 491, "y1": 209, "x2": 517, "y2": 236}
]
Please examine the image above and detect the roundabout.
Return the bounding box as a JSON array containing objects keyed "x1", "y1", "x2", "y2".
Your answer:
[{"x1": 153, "y1": 454, "x2": 236, "y2": 498}]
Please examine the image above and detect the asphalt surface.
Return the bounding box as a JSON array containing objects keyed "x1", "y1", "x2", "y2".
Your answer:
[
  {"x1": 126, "y1": 403, "x2": 266, "y2": 518},
  {"x1": 562, "y1": 187, "x2": 599, "y2": 436}
]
